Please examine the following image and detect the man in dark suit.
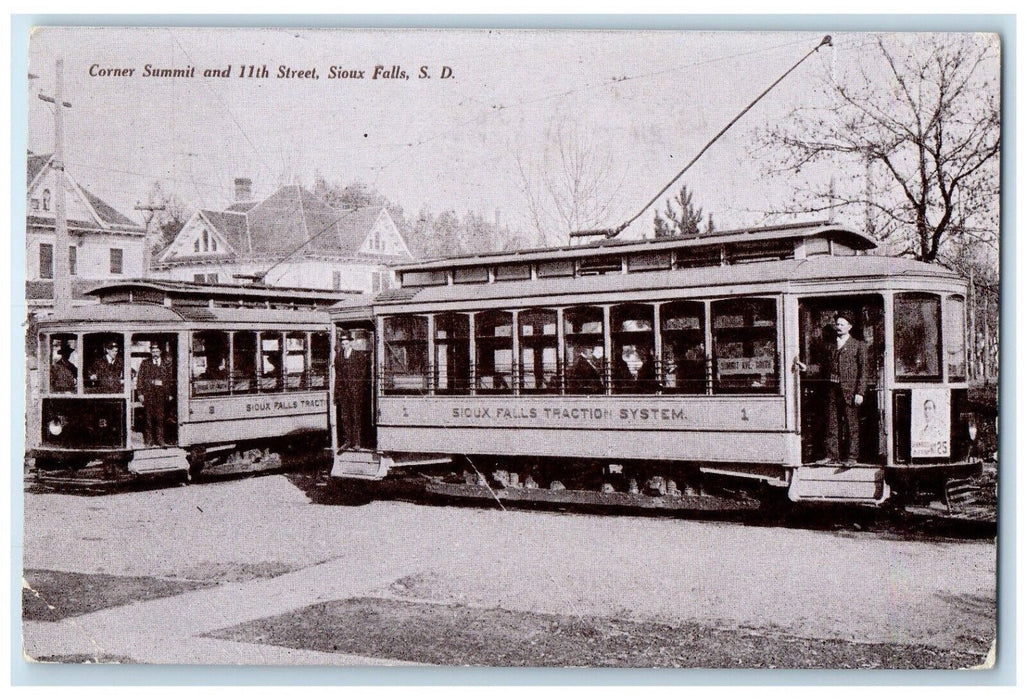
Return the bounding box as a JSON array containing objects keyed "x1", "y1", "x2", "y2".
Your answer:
[
  {"x1": 51, "y1": 342, "x2": 77, "y2": 393},
  {"x1": 87, "y1": 339, "x2": 124, "y2": 394},
  {"x1": 819, "y1": 314, "x2": 868, "y2": 465},
  {"x1": 136, "y1": 342, "x2": 174, "y2": 446},
  {"x1": 334, "y1": 331, "x2": 371, "y2": 449},
  {"x1": 566, "y1": 346, "x2": 605, "y2": 395}
]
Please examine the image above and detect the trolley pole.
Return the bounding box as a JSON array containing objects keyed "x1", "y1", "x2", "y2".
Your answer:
[{"x1": 39, "y1": 59, "x2": 72, "y2": 315}]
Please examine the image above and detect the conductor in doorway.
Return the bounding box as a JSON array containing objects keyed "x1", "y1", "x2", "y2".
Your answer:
[
  {"x1": 137, "y1": 342, "x2": 173, "y2": 446},
  {"x1": 819, "y1": 314, "x2": 868, "y2": 465},
  {"x1": 335, "y1": 331, "x2": 370, "y2": 450}
]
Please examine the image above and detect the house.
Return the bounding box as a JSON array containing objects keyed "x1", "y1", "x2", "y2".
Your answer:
[
  {"x1": 152, "y1": 178, "x2": 413, "y2": 292},
  {"x1": 25, "y1": 152, "x2": 147, "y2": 309}
]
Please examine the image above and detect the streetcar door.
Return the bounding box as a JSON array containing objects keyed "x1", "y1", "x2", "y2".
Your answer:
[
  {"x1": 332, "y1": 323, "x2": 377, "y2": 451},
  {"x1": 129, "y1": 333, "x2": 179, "y2": 448},
  {"x1": 797, "y1": 296, "x2": 885, "y2": 464}
]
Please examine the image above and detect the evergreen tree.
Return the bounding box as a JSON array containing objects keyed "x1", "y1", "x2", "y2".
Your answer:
[{"x1": 653, "y1": 184, "x2": 705, "y2": 238}]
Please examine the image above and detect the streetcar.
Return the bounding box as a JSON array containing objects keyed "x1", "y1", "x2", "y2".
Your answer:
[
  {"x1": 31, "y1": 280, "x2": 349, "y2": 484},
  {"x1": 327, "y1": 221, "x2": 982, "y2": 507}
]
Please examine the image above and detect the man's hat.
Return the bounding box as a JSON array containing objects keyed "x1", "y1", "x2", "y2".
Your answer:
[
  {"x1": 56, "y1": 342, "x2": 72, "y2": 357},
  {"x1": 104, "y1": 339, "x2": 119, "y2": 349}
]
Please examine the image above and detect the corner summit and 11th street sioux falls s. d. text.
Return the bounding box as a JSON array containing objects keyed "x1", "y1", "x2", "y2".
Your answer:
[{"x1": 88, "y1": 63, "x2": 455, "y2": 80}]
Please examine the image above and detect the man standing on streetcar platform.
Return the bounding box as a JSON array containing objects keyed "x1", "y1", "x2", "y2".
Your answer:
[
  {"x1": 136, "y1": 342, "x2": 173, "y2": 446},
  {"x1": 818, "y1": 313, "x2": 868, "y2": 465},
  {"x1": 334, "y1": 330, "x2": 371, "y2": 450}
]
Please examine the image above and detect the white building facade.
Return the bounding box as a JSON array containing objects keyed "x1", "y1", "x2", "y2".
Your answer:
[{"x1": 26, "y1": 152, "x2": 146, "y2": 309}]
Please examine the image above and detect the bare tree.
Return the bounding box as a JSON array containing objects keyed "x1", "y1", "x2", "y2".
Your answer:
[
  {"x1": 758, "y1": 34, "x2": 1000, "y2": 264},
  {"x1": 142, "y1": 181, "x2": 189, "y2": 255},
  {"x1": 514, "y1": 118, "x2": 625, "y2": 247}
]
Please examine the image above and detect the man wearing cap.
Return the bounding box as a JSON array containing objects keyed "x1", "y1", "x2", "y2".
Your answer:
[
  {"x1": 819, "y1": 314, "x2": 868, "y2": 465},
  {"x1": 136, "y1": 342, "x2": 174, "y2": 446},
  {"x1": 334, "y1": 330, "x2": 371, "y2": 449},
  {"x1": 88, "y1": 339, "x2": 124, "y2": 394}
]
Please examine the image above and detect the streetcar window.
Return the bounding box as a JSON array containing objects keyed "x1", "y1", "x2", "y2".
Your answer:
[
  {"x1": 48, "y1": 333, "x2": 79, "y2": 394},
  {"x1": 674, "y1": 246, "x2": 722, "y2": 269},
  {"x1": 260, "y1": 332, "x2": 284, "y2": 392},
  {"x1": 453, "y1": 267, "x2": 489, "y2": 284},
  {"x1": 475, "y1": 310, "x2": 514, "y2": 394},
  {"x1": 627, "y1": 251, "x2": 672, "y2": 272},
  {"x1": 434, "y1": 313, "x2": 470, "y2": 394},
  {"x1": 564, "y1": 306, "x2": 605, "y2": 395},
  {"x1": 711, "y1": 298, "x2": 779, "y2": 394},
  {"x1": 895, "y1": 293, "x2": 942, "y2": 381},
  {"x1": 611, "y1": 304, "x2": 658, "y2": 394},
  {"x1": 495, "y1": 264, "x2": 531, "y2": 281},
  {"x1": 804, "y1": 237, "x2": 830, "y2": 257},
  {"x1": 537, "y1": 260, "x2": 574, "y2": 278},
  {"x1": 577, "y1": 255, "x2": 622, "y2": 276},
  {"x1": 285, "y1": 332, "x2": 308, "y2": 390},
  {"x1": 232, "y1": 331, "x2": 257, "y2": 394},
  {"x1": 401, "y1": 270, "x2": 447, "y2": 287},
  {"x1": 309, "y1": 332, "x2": 330, "y2": 390},
  {"x1": 661, "y1": 301, "x2": 706, "y2": 394},
  {"x1": 383, "y1": 316, "x2": 429, "y2": 394},
  {"x1": 945, "y1": 295, "x2": 967, "y2": 381},
  {"x1": 519, "y1": 309, "x2": 559, "y2": 394},
  {"x1": 727, "y1": 240, "x2": 793, "y2": 264},
  {"x1": 83, "y1": 333, "x2": 126, "y2": 394},
  {"x1": 191, "y1": 331, "x2": 230, "y2": 396}
]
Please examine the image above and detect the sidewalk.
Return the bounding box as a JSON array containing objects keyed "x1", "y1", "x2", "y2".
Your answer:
[{"x1": 23, "y1": 555, "x2": 426, "y2": 665}]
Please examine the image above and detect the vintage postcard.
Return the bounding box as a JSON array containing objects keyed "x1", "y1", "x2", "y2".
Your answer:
[{"x1": 20, "y1": 25, "x2": 999, "y2": 671}]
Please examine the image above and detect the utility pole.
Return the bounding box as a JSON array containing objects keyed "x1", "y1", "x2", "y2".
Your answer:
[
  {"x1": 968, "y1": 265, "x2": 977, "y2": 380},
  {"x1": 135, "y1": 203, "x2": 166, "y2": 277},
  {"x1": 38, "y1": 59, "x2": 72, "y2": 315}
]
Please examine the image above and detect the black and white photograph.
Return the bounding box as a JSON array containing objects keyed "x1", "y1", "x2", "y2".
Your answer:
[{"x1": 17, "y1": 24, "x2": 1001, "y2": 673}]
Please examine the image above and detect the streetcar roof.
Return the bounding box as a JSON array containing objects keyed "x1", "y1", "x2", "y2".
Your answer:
[
  {"x1": 368, "y1": 254, "x2": 962, "y2": 309},
  {"x1": 37, "y1": 302, "x2": 329, "y2": 326},
  {"x1": 86, "y1": 279, "x2": 357, "y2": 308},
  {"x1": 392, "y1": 221, "x2": 877, "y2": 274}
]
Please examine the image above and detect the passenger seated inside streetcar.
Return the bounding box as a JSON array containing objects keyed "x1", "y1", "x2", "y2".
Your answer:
[{"x1": 50, "y1": 340, "x2": 78, "y2": 393}]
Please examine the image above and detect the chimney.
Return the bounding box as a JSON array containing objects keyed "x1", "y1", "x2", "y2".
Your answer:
[{"x1": 234, "y1": 177, "x2": 253, "y2": 202}]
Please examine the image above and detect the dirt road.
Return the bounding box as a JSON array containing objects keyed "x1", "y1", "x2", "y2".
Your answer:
[{"x1": 20, "y1": 474, "x2": 996, "y2": 667}]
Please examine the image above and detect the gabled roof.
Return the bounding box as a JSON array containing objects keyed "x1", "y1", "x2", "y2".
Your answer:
[
  {"x1": 27, "y1": 152, "x2": 51, "y2": 186},
  {"x1": 335, "y1": 206, "x2": 385, "y2": 252},
  {"x1": 238, "y1": 185, "x2": 400, "y2": 258},
  {"x1": 158, "y1": 184, "x2": 411, "y2": 268},
  {"x1": 200, "y1": 209, "x2": 250, "y2": 254},
  {"x1": 26, "y1": 152, "x2": 143, "y2": 233},
  {"x1": 79, "y1": 187, "x2": 141, "y2": 229}
]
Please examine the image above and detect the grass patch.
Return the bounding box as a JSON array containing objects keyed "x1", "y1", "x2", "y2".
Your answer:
[
  {"x1": 23, "y1": 569, "x2": 215, "y2": 622},
  {"x1": 208, "y1": 596, "x2": 989, "y2": 669}
]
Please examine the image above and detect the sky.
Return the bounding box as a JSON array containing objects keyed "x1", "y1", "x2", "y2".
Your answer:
[{"x1": 23, "y1": 27, "x2": 987, "y2": 242}]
